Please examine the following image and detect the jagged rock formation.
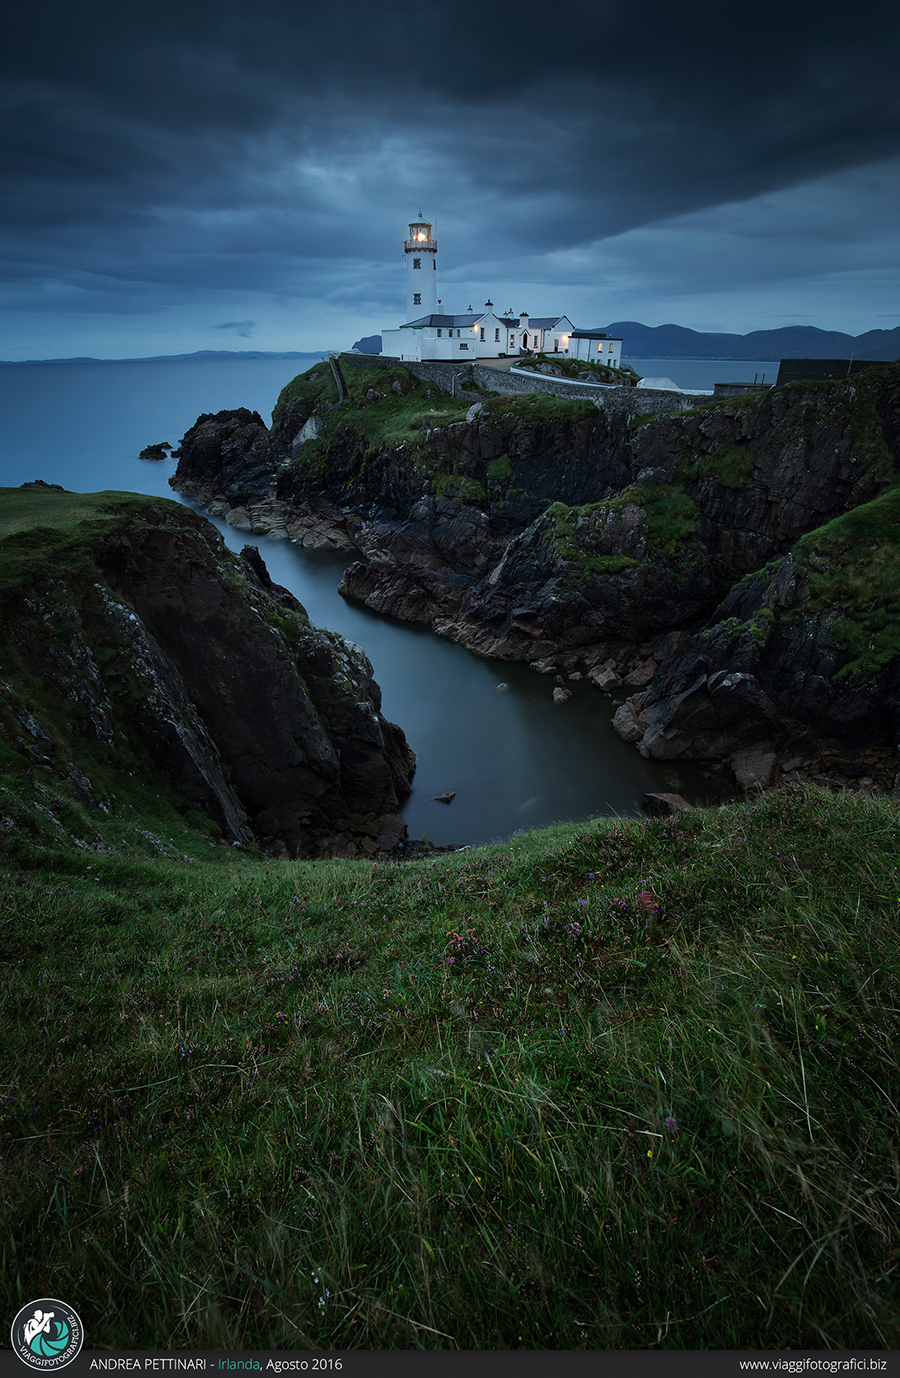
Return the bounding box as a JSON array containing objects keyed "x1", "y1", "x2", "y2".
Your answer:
[
  {"x1": 170, "y1": 407, "x2": 284, "y2": 511},
  {"x1": 613, "y1": 489, "x2": 900, "y2": 779},
  {"x1": 0, "y1": 490, "x2": 415, "y2": 858},
  {"x1": 167, "y1": 355, "x2": 900, "y2": 788}
]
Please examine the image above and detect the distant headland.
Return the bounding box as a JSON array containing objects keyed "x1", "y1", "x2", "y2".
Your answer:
[{"x1": 0, "y1": 349, "x2": 329, "y2": 365}]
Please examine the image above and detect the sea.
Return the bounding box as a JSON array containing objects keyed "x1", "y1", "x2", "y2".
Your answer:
[
  {"x1": 623, "y1": 357, "x2": 777, "y2": 390},
  {"x1": 0, "y1": 353, "x2": 751, "y2": 846}
]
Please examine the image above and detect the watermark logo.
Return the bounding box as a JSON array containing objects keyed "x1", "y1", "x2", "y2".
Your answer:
[{"x1": 10, "y1": 1298, "x2": 84, "y2": 1370}]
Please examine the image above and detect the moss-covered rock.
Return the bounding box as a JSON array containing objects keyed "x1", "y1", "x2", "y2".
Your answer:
[{"x1": 0, "y1": 488, "x2": 415, "y2": 858}]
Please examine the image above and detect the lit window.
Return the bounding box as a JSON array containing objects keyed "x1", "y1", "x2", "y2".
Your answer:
[{"x1": 413, "y1": 258, "x2": 421, "y2": 269}]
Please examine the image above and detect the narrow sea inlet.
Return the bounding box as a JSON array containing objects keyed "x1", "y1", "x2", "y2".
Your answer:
[{"x1": 0, "y1": 353, "x2": 736, "y2": 845}]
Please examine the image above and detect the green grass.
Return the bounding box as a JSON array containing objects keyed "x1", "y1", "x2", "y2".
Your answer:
[
  {"x1": 481, "y1": 391, "x2": 598, "y2": 426},
  {"x1": 271, "y1": 364, "x2": 339, "y2": 429},
  {"x1": 0, "y1": 488, "x2": 164, "y2": 589},
  {"x1": 1, "y1": 780, "x2": 899, "y2": 1349},
  {"x1": 794, "y1": 485, "x2": 900, "y2": 677},
  {"x1": 677, "y1": 446, "x2": 756, "y2": 491},
  {"x1": 548, "y1": 485, "x2": 699, "y2": 576},
  {"x1": 277, "y1": 362, "x2": 472, "y2": 484}
]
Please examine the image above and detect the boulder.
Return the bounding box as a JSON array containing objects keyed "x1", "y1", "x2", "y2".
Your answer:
[
  {"x1": 730, "y1": 748, "x2": 778, "y2": 792},
  {"x1": 642, "y1": 792, "x2": 694, "y2": 817}
]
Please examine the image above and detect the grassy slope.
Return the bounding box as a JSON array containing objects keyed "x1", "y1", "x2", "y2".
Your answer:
[
  {"x1": 1, "y1": 772, "x2": 898, "y2": 1350},
  {"x1": 0, "y1": 487, "x2": 151, "y2": 588},
  {"x1": 795, "y1": 486, "x2": 900, "y2": 677}
]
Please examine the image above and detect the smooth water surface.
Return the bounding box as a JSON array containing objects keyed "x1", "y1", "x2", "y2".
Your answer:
[
  {"x1": 623, "y1": 357, "x2": 776, "y2": 389},
  {"x1": 0, "y1": 355, "x2": 729, "y2": 846}
]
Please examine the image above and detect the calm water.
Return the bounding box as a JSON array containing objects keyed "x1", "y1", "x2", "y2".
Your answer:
[
  {"x1": 0, "y1": 355, "x2": 729, "y2": 846},
  {"x1": 623, "y1": 357, "x2": 776, "y2": 389}
]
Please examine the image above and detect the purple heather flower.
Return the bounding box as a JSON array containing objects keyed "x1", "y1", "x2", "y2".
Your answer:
[{"x1": 665, "y1": 1116, "x2": 679, "y2": 1135}]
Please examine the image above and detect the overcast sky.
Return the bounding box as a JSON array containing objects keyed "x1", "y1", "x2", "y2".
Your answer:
[{"x1": 2, "y1": 1, "x2": 899, "y2": 358}]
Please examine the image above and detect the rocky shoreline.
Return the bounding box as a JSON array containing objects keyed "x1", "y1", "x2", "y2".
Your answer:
[{"x1": 169, "y1": 355, "x2": 900, "y2": 799}]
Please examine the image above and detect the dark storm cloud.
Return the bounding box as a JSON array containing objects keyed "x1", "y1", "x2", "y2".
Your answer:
[{"x1": 1, "y1": 0, "x2": 899, "y2": 324}]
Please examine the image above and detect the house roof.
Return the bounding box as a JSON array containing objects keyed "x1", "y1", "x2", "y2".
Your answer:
[
  {"x1": 401, "y1": 313, "x2": 482, "y2": 328},
  {"x1": 527, "y1": 316, "x2": 572, "y2": 330}
]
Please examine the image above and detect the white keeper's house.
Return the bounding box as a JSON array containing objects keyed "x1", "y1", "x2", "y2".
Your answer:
[{"x1": 379, "y1": 215, "x2": 623, "y2": 368}]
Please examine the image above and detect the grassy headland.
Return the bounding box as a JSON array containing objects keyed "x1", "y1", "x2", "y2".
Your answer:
[{"x1": 1, "y1": 768, "x2": 898, "y2": 1349}]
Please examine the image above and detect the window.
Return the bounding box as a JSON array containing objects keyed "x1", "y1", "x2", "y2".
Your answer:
[
  {"x1": 437, "y1": 329, "x2": 442, "y2": 337},
  {"x1": 413, "y1": 258, "x2": 421, "y2": 269},
  {"x1": 459, "y1": 342, "x2": 468, "y2": 350},
  {"x1": 553, "y1": 338, "x2": 559, "y2": 351},
  {"x1": 494, "y1": 328, "x2": 500, "y2": 341},
  {"x1": 413, "y1": 293, "x2": 421, "y2": 305},
  {"x1": 533, "y1": 335, "x2": 538, "y2": 348}
]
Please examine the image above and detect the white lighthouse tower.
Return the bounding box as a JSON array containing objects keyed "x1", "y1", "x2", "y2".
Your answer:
[{"x1": 405, "y1": 212, "x2": 437, "y2": 320}]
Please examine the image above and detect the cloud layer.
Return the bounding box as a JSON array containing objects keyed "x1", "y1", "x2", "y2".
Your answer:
[{"x1": 2, "y1": 1, "x2": 899, "y2": 356}]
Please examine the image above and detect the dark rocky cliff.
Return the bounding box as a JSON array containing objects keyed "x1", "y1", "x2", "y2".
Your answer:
[
  {"x1": 375, "y1": 362, "x2": 896, "y2": 662},
  {"x1": 170, "y1": 356, "x2": 640, "y2": 569},
  {"x1": 0, "y1": 489, "x2": 415, "y2": 858},
  {"x1": 167, "y1": 356, "x2": 900, "y2": 789}
]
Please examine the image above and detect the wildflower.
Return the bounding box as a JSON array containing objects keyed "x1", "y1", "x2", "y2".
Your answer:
[{"x1": 665, "y1": 1116, "x2": 679, "y2": 1135}]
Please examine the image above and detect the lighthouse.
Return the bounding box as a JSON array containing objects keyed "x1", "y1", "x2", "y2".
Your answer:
[{"x1": 405, "y1": 212, "x2": 437, "y2": 321}]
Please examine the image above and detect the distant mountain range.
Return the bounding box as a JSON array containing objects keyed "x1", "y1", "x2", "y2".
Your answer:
[
  {"x1": 353, "y1": 325, "x2": 900, "y2": 362},
  {"x1": 598, "y1": 323, "x2": 900, "y2": 361}
]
